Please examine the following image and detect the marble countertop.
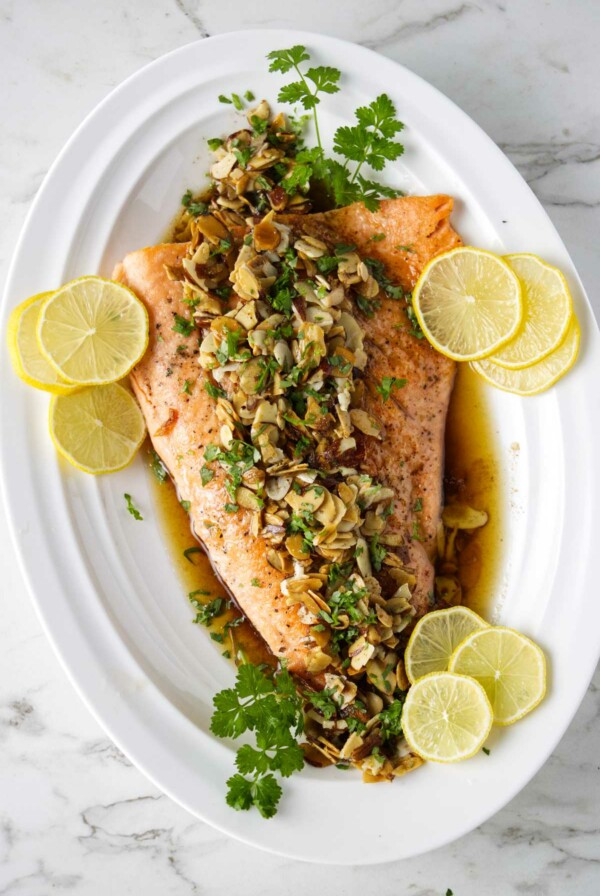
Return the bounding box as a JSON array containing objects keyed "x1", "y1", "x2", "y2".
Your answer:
[{"x1": 1, "y1": 0, "x2": 599, "y2": 892}]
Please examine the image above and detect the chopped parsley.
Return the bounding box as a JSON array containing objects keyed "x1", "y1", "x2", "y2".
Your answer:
[
  {"x1": 204, "y1": 440, "x2": 259, "y2": 502},
  {"x1": 305, "y1": 688, "x2": 339, "y2": 720},
  {"x1": 204, "y1": 381, "x2": 226, "y2": 400},
  {"x1": 180, "y1": 500, "x2": 191, "y2": 513},
  {"x1": 150, "y1": 449, "x2": 168, "y2": 484},
  {"x1": 378, "y1": 698, "x2": 405, "y2": 741},
  {"x1": 190, "y1": 596, "x2": 226, "y2": 626},
  {"x1": 369, "y1": 534, "x2": 387, "y2": 572},
  {"x1": 172, "y1": 314, "x2": 195, "y2": 337},
  {"x1": 405, "y1": 293, "x2": 424, "y2": 339},
  {"x1": 183, "y1": 546, "x2": 203, "y2": 563},
  {"x1": 181, "y1": 189, "x2": 208, "y2": 217},
  {"x1": 233, "y1": 145, "x2": 253, "y2": 168},
  {"x1": 218, "y1": 92, "x2": 245, "y2": 111},
  {"x1": 124, "y1": 493, "x2": 143, "y2": 521},
  {"x1": 376, "y1": 376, "x2": 407, "y2": 402},
  {"x1": 200, "y1": 465, "x2": 214, "y2": 486}
]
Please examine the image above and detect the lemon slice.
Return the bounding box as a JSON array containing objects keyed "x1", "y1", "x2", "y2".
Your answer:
[
  {"x1": 489, "y1": 254, "x2": 573, "y2": 369},
  {"x1": 49, "y1": 383, "x2": 146, "y2": 474},
  {"x1": 402, "y1": 672, "x2": 493, "y2": 762},
  {"x1": 412, "y1": 247, "x2": 523, "y2": 361},
  {"x1": 449, "y1": 626, "x2": 546, "y2": 725},
  {"x1": 472, "y1": 318, "x2": 579, "y2": 396},
  {"x1": 7, "y1": 292, "x2": 80, "y2": 394},
  {"x1": 38, "y1": 277, "x2": 149, "y2": 385},
  {"x1": 405, "y1": 606, "x2": 489, "y2": 684}
]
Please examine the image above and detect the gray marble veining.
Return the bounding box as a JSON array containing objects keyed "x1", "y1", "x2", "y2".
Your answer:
[{"x1": 1, "y1": 0, "x2": 599, "y2": 893}]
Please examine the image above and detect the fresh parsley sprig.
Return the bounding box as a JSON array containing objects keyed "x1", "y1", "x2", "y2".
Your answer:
[
  {"x1": 211, "y1": 663, "x2": 305, "y2": 818},
  {"x1": 267, "y1": 46, "x2": 340, "y2": 155},
  {"x1": 267, "y1": 46, "x2": 405, "y2": 211}
]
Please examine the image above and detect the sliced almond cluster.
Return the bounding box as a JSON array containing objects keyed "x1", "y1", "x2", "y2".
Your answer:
[
  {"x1": 193, "y1": 211, "x2": 422, "y2": 763},
  {"x1": 170, "y1": 102, "x2": 312, "y2": 245},
  {"x1": 209, "y1": 102, "x2": 311, "y2": 216}
]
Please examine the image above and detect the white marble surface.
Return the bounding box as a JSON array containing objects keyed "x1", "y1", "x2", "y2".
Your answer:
[{"x1": 1, "y1": 0, "x2": 599, "y2": 891}]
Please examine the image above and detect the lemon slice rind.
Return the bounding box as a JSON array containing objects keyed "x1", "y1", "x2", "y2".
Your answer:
[
  {"x1": 489, "y1": 254, "x2": 574, "y2": 370},
  {"x1": 7, "y1": 292, "x2": 80, "y2": 395},
  {"x1": 472, "y1": 318, "x2": 580, "y2": 396}
]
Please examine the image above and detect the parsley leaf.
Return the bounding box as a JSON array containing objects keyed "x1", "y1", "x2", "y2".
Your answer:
[
  {"x1": 200, "y1": 465, "x2": 214, "y2": 486},
  {"x1": 124, "y1": 493, "x2": 143, "y2": 521},
  {"x1": 378, "y1": 698, "x2": 405, "y2": 741},
  {"x1": 219, "y1": 92, "x2": 245, "y2": 110},
  {"x1": 181, "y1": 190, "x2": 208, "y2": 217},
  {"x1": 267, "y1": 45, "x2": 310, "y2": 75},
  {"x1": 204, "y1": 380, "x2": 226, "y2": 400},
  {"x1": 305, "y1": 688, "x2": 339, "y2": 720},
  {"x1": 172, "y1": 314, "x2": 195, "y2": 337},
  {"x1": 369, "y1": 533, "x2": 387, "y2": 572},
  {"x1": 150, "y1": 449, "x2": 168, "y2": 484},
  {"x1": 227, "y1": 773, "x2": 282, "y2": 819},
  {"x1": 183, "y1": 546, "x2": 202, "y2": 563},
  {"x1": 211, "y1": 663, "x2": 304, "y2": 818},
  {"x1": 190, "y1": 596, "x2": 225, "y2": 626},
  {"x1": 376, "y1": 376, "x2": 407, "y2": 402}
]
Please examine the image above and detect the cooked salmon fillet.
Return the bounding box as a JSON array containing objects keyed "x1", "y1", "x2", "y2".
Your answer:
[
  {"x1": 115, "y1": 243, "x2": 316, "y2": 678},
  {"x1": 114, "y1": 196, "x2": 460, "y2": 679},
  {"x1": 286, "y1": 196, "x2": 460, "y2": 558}
]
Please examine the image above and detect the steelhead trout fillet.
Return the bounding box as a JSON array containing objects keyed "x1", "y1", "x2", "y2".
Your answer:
[
  {"x1": 289, "y1": 195, "x2": 460, "y2": 558},
  {"x1": 114, "y1": 196, "x2": 460, "y2": 679}
]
